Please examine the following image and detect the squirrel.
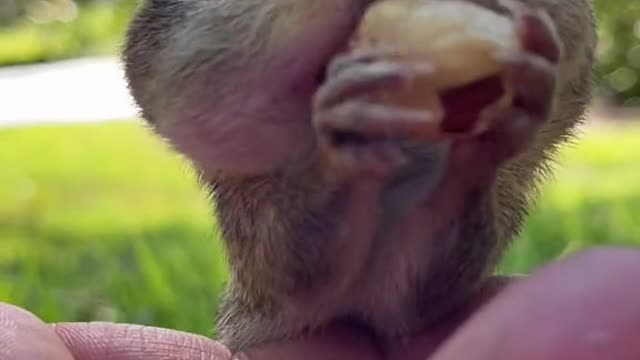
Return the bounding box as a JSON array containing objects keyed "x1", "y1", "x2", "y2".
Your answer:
[{"x1": 122, "y1": 0, "x2": 597, "y2": 353}]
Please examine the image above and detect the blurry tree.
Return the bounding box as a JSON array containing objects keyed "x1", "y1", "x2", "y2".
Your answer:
[
  {"x1": 0, "y1": 0, "x2": 23, "y2": 26},
  {"x1": 0, "y1": 0, "x2": 138, "y2": 65},
  {"x1": 1, "y1": 0, "x2": 640, "y2": 107},
  {"x1": 594, "y1": 0, "x2": 640, "y2": 106},
  {"x1": 0, "y1": 0, "x2": 138, "y2": 26}
]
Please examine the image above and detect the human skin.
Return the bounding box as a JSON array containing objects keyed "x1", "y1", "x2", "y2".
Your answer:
[{"x1": 2, "y1": 247, "x2": 640, "y2": 360}]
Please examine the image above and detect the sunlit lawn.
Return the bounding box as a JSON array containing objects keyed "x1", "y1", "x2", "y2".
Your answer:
[
  {"x1": 501, "y1": 121, "x2": 640, "y2": 272},
  {"x1": 0, "y1": 120, "x2": 638, "y2": 336}
]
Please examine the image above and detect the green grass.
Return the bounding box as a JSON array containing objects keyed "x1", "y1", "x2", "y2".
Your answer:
[
  {"x1": 0, "y1": 121, "x2": 227, "y2": 336},
  {"x1": 0, "y1": 120, "x2": 639, "y2": 335},
  {"x1": 500, "y1": 123, "x2": 640, "y2": 272}
]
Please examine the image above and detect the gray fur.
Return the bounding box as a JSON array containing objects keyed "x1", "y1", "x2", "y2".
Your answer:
[{"x1": 122, "y1": 0, "x2": 597, "y2": 353}]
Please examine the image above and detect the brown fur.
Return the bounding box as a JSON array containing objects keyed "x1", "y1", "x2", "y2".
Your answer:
[{"x1": 122, "y1": 0, "x2": 597, "y2": 353}]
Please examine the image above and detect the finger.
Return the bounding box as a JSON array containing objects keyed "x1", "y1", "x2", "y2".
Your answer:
[
  {"x1": 498, "y1": 0, "x2": 562, "y2": 63},
  {"x1": 431, "y1": 247, "x2": 640, "y2": 360},
  {"x1": 0, "y1": 302, "x2": 75, "y2": 360},
  {"x1": 517, "y1": 8, "x2": 562, "y2": 63},
  {"x1": 326, "y1": 47, "x2": 397, "y2": 78},
  {"x1": 497, "y1": 52, "x2": 557, "y2": 116},
  {"x1": 317, "y1": 102, "x2": 439, "y2": 139},
  {"x1": 314, "y1": 61, "x2": 433, "y2": 109},
  {"x1": 52, "y1": 322, "x2": 232, "y2": 360},
  {"x1": 315, "y1": 62, "x2": 408, "y2": 109}
]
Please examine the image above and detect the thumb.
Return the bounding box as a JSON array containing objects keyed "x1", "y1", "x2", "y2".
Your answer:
[
  {"x1": 52, "y1": 322, "x2": 232, "y2": 360},
  {"x1": 0, "y1": 302, "x2": 75, "y2": 360}
]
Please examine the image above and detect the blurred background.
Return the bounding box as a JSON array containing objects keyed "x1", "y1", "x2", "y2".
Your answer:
[{"x1": 0, "y1": 0, "x2": 638, "y2": 337}]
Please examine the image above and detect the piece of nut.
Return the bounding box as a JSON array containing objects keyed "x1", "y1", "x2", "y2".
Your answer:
[{"x1": 353, "y1": 0, "x2": 521, "y2": 135}]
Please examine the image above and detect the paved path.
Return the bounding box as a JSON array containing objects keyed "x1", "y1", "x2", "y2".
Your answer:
[
  {"x1": 0, "y1": 56, "x2": 138, "y2": 128},
  {"x1": 0, "y1": 56, "x2": 634, "y2": 130}
]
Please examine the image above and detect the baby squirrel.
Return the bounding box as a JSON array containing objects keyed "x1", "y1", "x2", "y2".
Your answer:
[{"x1": 122, "y1": 0, "x2": 597, "y2": 353}]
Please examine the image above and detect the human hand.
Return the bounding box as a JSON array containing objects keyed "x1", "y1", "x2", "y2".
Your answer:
[
  {"x1": 0, "y1": 303, "x2": 232, "y2": 360},
  {"x1": 405, "y1": 247, "x2": 640, "y2": 360},
  {"x1": 2, "y1": 247, "x2": 639, "y2": 360}
]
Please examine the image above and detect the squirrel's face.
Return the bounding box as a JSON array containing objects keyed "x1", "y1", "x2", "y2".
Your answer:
[
  {"x1": 122, "y1": 0, "x2": 377, "y2": 176},
  {"x1": 257, "y1": 0, "x2": 376, "y2": 98}
]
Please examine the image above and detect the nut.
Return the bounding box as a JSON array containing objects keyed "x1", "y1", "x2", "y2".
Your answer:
[{"x1": 353, "y1": 0, "x2": 521, "y2": 134}]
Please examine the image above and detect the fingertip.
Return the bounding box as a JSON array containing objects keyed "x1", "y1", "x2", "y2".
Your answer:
[
  {"x1": 431, "y1": 247, "x2": 640, "y2": 360},
  {"x1": 515, "y1": 8, "x2": 562, "y2": 63},
  {"x1": 0, "y1": 302, "x2": 75, "y2": 360},
  {"x1": 497, "y1": 0, "x2": 562, "y2": 64},
  {"x1": 498, "y1": 55, "x2": 557, "y2": 116}
]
